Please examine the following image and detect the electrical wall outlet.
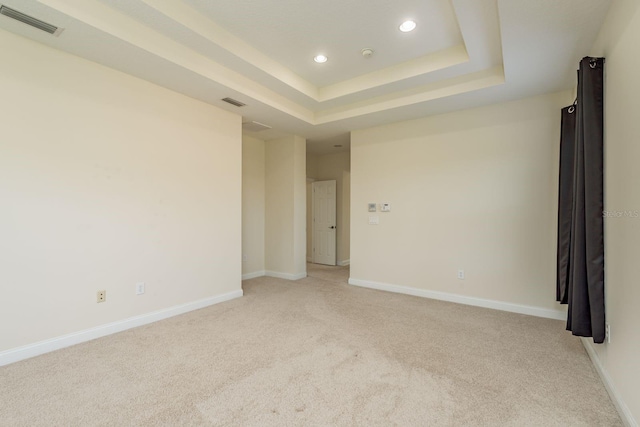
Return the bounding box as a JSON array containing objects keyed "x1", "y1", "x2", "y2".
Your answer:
[
  {"x1": 606, "y1": 323, "x2": 611, "y2": 343},
  {"x1": 136, "y1": 282, "x2": 145, "y2": 295},
  {"x1": 242, "y1": 254, "x2": 247, "y2": 263},
  {"x1": 97, "y1": 290, "x2": 106, "y2": 303},
  {"x1": 457, "y1": 269, "x2": 465, "y2": 280}
]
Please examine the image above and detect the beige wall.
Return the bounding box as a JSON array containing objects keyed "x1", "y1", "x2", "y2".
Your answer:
[
  {"x1": 306, "y1": 153, "x2": 319, "y2": 261},
  {"x1": 342, "y1": 169, "x2": 351, "y2": 265},
  {"x1": 292, "y1": 138, "x2": 307, "y2": 275},
  {"x1": 307, "y1": 151, "x2": 351, "y2": 265},
  {"x1": 306, "y1": 152, "x2": 319, "y2": 180},
  {"x1": 351, "y1": 91, "x2": 571, "y2": 313},
  {"x1": 306, "y1": 179, "x2": 314, "y2": 261},
  {"x1": 589, "y1": 0, "x2": 640, "y2": 423},
  {"x1": 265, "y1": 136, "x2": 307, "y2": 278},
  {"x1": 242, "y1": 136, "x2": 266, "y2": 277},
  {"x1": 0, "y1": 29, "x2": 242, "y2": 353}
]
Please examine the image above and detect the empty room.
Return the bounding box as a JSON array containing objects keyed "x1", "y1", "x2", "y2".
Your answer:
[{"x1": 1, "y1": 0, "x2": 638, "y2": 425}]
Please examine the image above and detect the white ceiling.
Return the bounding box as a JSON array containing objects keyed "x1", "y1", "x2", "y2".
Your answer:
[{"x1": 0, "y1": 0, "x2": 611, "y2": 154}]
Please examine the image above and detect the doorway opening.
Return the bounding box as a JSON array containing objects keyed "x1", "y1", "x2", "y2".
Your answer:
[{"x1": 306, "y1": 147, "x2": 350, "y2": 267}]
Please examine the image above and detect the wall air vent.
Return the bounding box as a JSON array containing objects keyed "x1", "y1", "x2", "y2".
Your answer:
[
  {"x1": 242, "y1": 121, "x2": 272, "y2": 132},
  {"x1": 221, "y1": 97, "x2": 246, "y2": 107},
  {"x1": 0, "y1": 5, "x2": 64, "y2": 36}
]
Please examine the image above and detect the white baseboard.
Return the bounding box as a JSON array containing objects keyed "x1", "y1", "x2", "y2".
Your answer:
[
  {"x1": 266, "y1": 271, "x2": 307, "y2": 280},
  {"x1": 581, "y1": 338, "x2": 638, "y2": 427},
  {"x1": 242, "y1": 270, "x2": 266, "y2": 280},
  {"x1": 0, "y1": 289, "x2": 243, "y2": 367},
  {"x1": 348, "y1": 278, "x2": 566, "y2": 320},
  {"x1": 338, "y1": 259, "x2": 351, "y2": 266}
]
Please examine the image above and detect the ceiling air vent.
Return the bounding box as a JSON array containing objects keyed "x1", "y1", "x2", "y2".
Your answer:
[
  {"x1": 242, "y1": 121, "x2": 272, "y2": 132},
  {"x1": 0, "y1": 5, "x2": 64, "y2": 36},
  {"x1": 221, "y1": 97, "x2": 246, "y2": 107}
]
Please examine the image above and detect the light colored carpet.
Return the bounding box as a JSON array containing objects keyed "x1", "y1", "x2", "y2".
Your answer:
[{"x1": 0, "y1": 264, "x2": 622, "y2": 426}]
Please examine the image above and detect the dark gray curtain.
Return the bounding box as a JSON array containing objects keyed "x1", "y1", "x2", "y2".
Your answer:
[
  {"x1": 556, "y1": 57, "x2": 605, "y2": 344},
  {"x1": 556, "y1": 104, "x2": 575, "y2": 304}
]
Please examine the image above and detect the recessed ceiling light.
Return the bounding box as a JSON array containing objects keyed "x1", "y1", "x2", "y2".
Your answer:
[
  {"x1": 399, "y1": 20, "x2": 416, "y2": 32},
  {"x1": 314, "y1": 54, "x2": 328, "y2": 63}
]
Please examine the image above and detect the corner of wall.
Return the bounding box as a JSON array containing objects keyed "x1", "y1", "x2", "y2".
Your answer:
[
  {"x1": 265, "y1": 135, "x2": 307, "y2": 278},
  {"x1": 242, "y1": 134, "x2": 266, "y2": 275}
]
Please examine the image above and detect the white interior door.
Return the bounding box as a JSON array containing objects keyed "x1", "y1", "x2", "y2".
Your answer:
[{"x1": 312, "y1": 180, "x2": 337, "y2": 266}]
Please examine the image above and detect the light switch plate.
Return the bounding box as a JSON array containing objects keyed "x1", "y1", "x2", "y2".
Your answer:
[
  {"x1": 368, "y1": 203, "x2": 377, "y2": 212},
  {"x1": 381, "y1": 203, "x2": 391, "y2": 212},
  {"x1": 136, "y1": 282, "x2": 145, "y2": 295},
  {"x1": 368, "y1": 215, "x2": 379, "y2": 225}
]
